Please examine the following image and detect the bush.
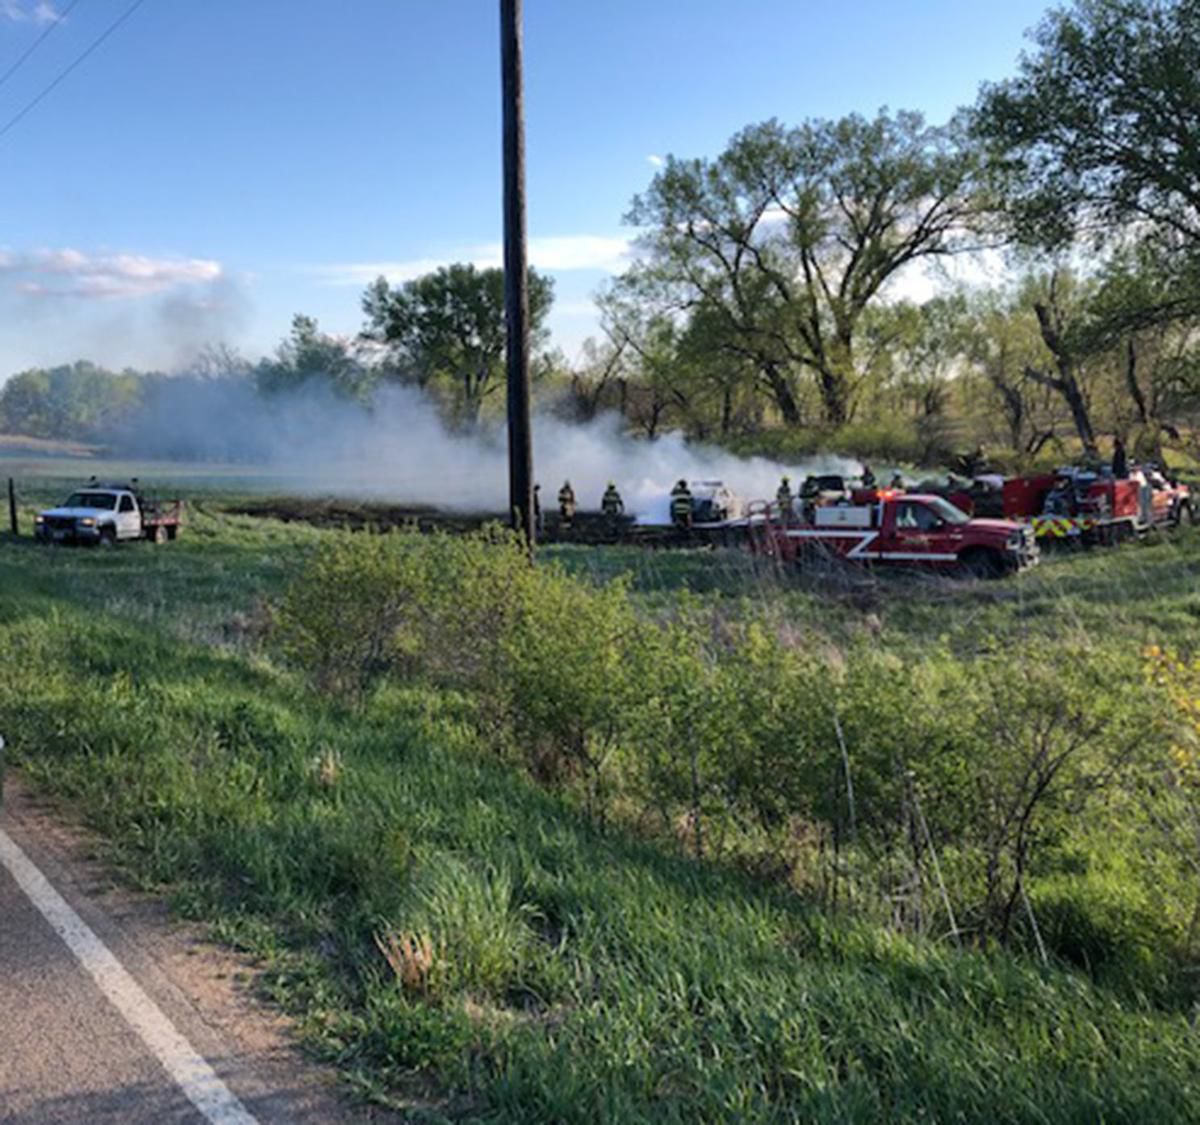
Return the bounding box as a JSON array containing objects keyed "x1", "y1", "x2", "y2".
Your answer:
[
  {"x1": 274, "y1": 533, "x2": 1165, "y2": 960},
  {"x1": 275, "y1": 531, "x2": 432, "y2": 703}
]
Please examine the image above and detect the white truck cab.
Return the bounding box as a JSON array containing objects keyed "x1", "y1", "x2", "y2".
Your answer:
[{"x1": 36, "y1": 488, "x2": 139, "y2": 544}]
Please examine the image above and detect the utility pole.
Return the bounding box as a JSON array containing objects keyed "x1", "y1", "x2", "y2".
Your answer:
[{"x1": 500, "y1": 0, "x2": 535, "y2": 549}]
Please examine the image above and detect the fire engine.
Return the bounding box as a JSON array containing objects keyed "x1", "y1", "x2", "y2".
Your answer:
[
  {"x1": 1002, "y1": 466, "x2": 1193, "y2": 545},
  {"x1": 744, "y1": 492, "x2": 1038, "y2": 578}
]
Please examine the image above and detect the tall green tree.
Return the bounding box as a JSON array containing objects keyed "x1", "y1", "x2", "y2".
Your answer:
[
  {"x1": 257, "y1": 314, "x2": 375, "y2": 401},
  {"x1": 625, "y1": 110, "x2": 984, "y2": 426},
  {"x1": 975, "y1": 0, "x2": 1200, "y2": 255},
  {"x1": 361, "y1": 263, "x2": 554, "y2": 427}
]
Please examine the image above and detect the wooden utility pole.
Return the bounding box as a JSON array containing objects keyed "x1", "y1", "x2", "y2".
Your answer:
[
  {"x1": 7, "y1": 477, "x2": 16, "y2": 537},
  {"x1": 500, "y1": 0, "x2": 535, "y2": 549}
]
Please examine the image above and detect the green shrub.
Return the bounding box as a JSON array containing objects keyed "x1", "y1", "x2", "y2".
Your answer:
[{"x1": 275, "y1": 531, "x2": 432, "y2": 703}]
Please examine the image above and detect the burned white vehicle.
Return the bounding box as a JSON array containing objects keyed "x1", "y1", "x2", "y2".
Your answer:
[{"x1": 689, "y1": 481, "x2": 744, "y2": 525}]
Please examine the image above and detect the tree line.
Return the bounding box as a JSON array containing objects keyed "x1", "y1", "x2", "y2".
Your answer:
[{"x1": 4, "y1": 0, "x2": 1199, "y2": 471}]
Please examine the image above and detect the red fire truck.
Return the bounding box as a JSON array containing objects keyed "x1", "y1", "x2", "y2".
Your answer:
[
  {"x1": 1002, "y1": 467, "x2": 1193, "y2": 545},
  {"x1": 745, "y1": 492, "x2": 1038, "y2": 578}
]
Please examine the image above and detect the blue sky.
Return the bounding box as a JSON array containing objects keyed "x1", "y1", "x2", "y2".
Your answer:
[{"x1": 0, "y1": 0, "x2": 1051, "y2": 378}]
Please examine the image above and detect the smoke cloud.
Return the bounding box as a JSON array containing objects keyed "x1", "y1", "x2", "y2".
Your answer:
[{"x1": 114, "y1": 378, "x2": 863, "y2": 522}]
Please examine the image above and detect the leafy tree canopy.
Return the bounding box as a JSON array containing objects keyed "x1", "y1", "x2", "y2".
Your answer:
[
  {"x1": 361, "y1": 263, "x2": 553, "y2": 427},
  {"x1": 625, "y1": 110, "x2": 985, "y2": 425},
  {"x1": 256, "y1": 314, "x2": 376, "y2": 402},
  {"x1": 974, "y1": 0, "x2": 1200, "y2": 253}
]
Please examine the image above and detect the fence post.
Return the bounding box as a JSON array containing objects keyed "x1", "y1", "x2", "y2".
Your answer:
[{"x1": 7, "y1": 477, "x2": 16, "y2": 537}]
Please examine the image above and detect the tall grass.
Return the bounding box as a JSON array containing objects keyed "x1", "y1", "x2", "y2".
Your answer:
[{"x1": 3, "y1": 516, "x2": 1200, "y2": 1120}]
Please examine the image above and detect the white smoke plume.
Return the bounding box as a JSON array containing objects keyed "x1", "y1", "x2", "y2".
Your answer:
[{"x1": 115, "y1": 379, "x2": 864, "y2": 522}]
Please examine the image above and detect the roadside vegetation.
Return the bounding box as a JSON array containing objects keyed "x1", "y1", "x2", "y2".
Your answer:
[{"x1": 4, "y1": 506, "x2": 1200, "y2": 1121}]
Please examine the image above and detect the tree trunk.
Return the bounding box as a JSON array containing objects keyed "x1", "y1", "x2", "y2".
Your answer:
[
  {"x1": 818, "y1": 365, "x2": 849, "y2": 426},
  {"x1": 1061, "y1": 374, "x2": 1096, "y2": 452},
  {"x1": 762, "y1": 361, "x2": 801, "y2": 426},
  {"x1": 1124, "y1": 337, "x2": 1150, "y2": 426},
  {"x1": 1031, "y1": 300, "x2": 1097, "y2": 454}
]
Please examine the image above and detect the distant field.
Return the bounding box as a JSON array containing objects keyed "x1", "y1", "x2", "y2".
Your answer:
[
  {"x1": 0, "y1": 453, "x2": 322, "y2": 497},
  {"x1": 0, "y1": 434, "x2": 101, "y2": 457},
  {"x1": 2, "y1": 455, "x2": 458, "y2": 525}
]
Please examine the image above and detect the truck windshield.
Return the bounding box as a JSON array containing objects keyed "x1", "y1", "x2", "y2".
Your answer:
[
  {"x1": 924, "y1": 496, "x2": 971, "y2": 525},
  {"x1": 64, "y1": 492, "x2": 118, "y2": 510}
]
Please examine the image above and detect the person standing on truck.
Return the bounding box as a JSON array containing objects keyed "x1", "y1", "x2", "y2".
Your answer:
[
  {"x1": 775, "y1": 476, "x2": 794, "y2": 523},
  {"x1": 670, "y1": 480, "x2": 693, "y2": 529},
  {"x1": 890, "y1": 472, "x2": 905, "y2": 491},
  {"x1": 601, "y1": 481, "x2": 624, "y2": 521},
  {"x1": 558, "y1": 480, "x2": 576, "y2": 528},
  {"x1": 1112, "y1": 436, "x2": 1129, "y2": 479},
  {"x1": 861, "y1": 463, "x2": 877, "y2": 489}
]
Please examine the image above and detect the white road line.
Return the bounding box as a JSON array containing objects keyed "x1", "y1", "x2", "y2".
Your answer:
[{"x1": 0, "y1": 827, "x2": 259, "y2": 1125}]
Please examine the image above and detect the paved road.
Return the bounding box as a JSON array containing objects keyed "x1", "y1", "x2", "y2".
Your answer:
[{"x1": 0, "y1": 782, "x2": 390, "y2": 1124}]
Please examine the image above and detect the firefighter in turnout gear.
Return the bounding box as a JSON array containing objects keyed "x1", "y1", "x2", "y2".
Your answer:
[
  {"x1": 861, "y1": 463, "x2": 877, "y2": 489},
  {"x1": 670, "y1": 480, "x2": 693, "y2": 529},
  {"x1": 558, "y1": 480, "x2": 577, "y2": 527},
  {"x1": 799, "y1": 474, "x2": 820, "y2": 522},
  {"x1": 775, "y1": 476, "x2": 794, "y2": 523},
  {"x1": 601, "y1": 482, "x2": 624, "y2": 520}
]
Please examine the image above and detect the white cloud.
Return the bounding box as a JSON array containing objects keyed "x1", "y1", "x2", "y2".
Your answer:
[
  {"x1": 881, "y1": 248, "x2": 1008, "y2": 305},
  {"x1": 0, "y1": 248, "x2": 223, "y2": 300},
  {"x1": 554, "y1": 298, "x2": 600, "y2": 318},
  {"x1": 647, "y1": 154, "x2": 664, "y2": 168},
  {"x1": 314, "y1": 234, "x2": 632, "y2": 288},
  {"x1": 1, "y1": 1, "x2": 60, "y2": 23}
]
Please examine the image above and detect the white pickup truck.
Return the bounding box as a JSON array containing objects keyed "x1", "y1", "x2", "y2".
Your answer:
[{"x1": 35, "y1": 482, "x2": 184, "y2": 546}]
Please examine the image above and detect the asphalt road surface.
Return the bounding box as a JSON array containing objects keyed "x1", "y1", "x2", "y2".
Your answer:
[{"x1": 0, "y1": 781, "x2": 393, "y2": 1124}]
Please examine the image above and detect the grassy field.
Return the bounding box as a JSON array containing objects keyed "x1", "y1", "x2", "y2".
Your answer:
[{"x1": 4, "y1": 493, "x2": 1200, "y2": 1121}]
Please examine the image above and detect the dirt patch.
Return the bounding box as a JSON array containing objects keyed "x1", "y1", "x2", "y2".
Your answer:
[
  {"x1": 222, "y1": 496, "x2": 497, "y2": 534},
  {"x1": 221, "y1": 496, "x2": 731, "y2": 548}
]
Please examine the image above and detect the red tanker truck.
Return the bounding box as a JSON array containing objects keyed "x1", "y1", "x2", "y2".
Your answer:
[{"x1": 1003, "y1": 466, "x2": 1192, "y2": 544}]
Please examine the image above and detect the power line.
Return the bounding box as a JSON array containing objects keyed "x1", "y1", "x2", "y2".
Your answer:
[
  {"x1": 0, "y1": 0, "x2": 148, "y2": 143},
  {"x1": 0, "y1": 0, "x2": 84, "y2": 94}
]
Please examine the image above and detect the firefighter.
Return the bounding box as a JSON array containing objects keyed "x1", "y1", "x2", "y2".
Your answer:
[
  {"x1": 799, "y1": 474, "x2": 819, "y2": 522},
  {"x1": 533, "y1": 483, "x2": 543, "y2": 535},
  {"x1": 775, "y1": 475, "x2": 794, "y2": 522},
  {"x1": 670, "y1": 479, "x2": 693, "y2": 529},
  {"x1": 861, "y1": 463, "x2": 877, "y2": 489},
  {"x1": 890, "y1": 472, "x2": 905, "y2": 491},
  {"x1": 558, "y1": 480, "x2": 576, "y2": 527},
  {"x1": 1112, "y1": 436, "x2": 1129, "y2": 479},
  {"x1": 601, "y1": 481, "x2": 624, "y2": 519},
  {"x1": 1043, "y1": 476, "x2": 1073, "y2": 516}
]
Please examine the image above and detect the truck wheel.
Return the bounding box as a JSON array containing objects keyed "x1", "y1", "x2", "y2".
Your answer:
[
  {"x1": 958, "y1": 547, "x2": 1006, "y2": 580},
  {"x1": 1175, "y1": 502, "x2": 1195, "y2": 528},
  {"x1": 166, "y1": 525, "x2": 179, "y2": 541},
  {"x1": 99, "y1": 527, "x2": 116, "y2": 549}
]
